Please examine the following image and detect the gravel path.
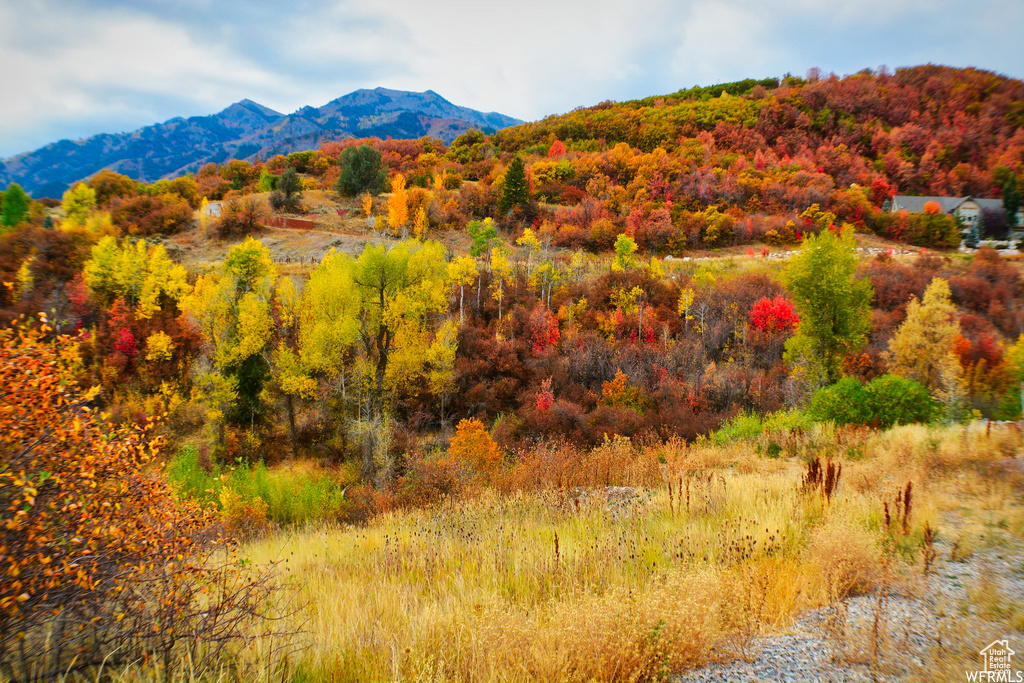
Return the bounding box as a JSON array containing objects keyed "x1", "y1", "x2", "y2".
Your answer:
[{"x1": 676, "y1": 508, "x2": 1024, "y2": 683}]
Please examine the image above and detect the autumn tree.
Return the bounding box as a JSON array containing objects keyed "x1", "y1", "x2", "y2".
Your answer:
[
  {"x1": 0, "y1": 320, "x2": 240, "y2": 677},
  {"x1": 299, "y1": 241, "x2": 451, "y2": 475},
  {"x1": 783, "y1": 226, "x2": 873, "y2": 385},
  {"x1": 491, "y1": 245, "x2": 513, "y2": 319},
  {"x1": 448, "y1": 255, "x2": 478, "y2": 322},
  {"x1": 517, "y1": 227, "x2": 542, "y2": 278},
  {"x1": 387, "y1": 173, "x2": 409, "y2": 233},
  {"x1": 887, "y1": 277, "x2": 961, "y2": 396},
  {"x1": 336, "y1": 145, "x2": 388, "y2": 197},
  {"x1": 181, "y1": 238, "x2": 277, "y2": 441},
  {"x1": 1, "y1": 183, "x2": 29, "y2": 229},
  {"x1": 498, "y1": 155, "x2": 529, "y2": 215},
  {"x1": 62, "y1": 183, "x2": 97, "y2": 225},
  {"x1": 613, "y1": 233, "x2": 638, "y2": 271},
  {"x1": 449, "y1": 418, "x2": 502, "y2": 475},
  {"x1": 413, "y1": 206, "x2": 428, "y2": 240},
  {"x1": 83, "y1": 236, "x2": 190, "y2": 317}
]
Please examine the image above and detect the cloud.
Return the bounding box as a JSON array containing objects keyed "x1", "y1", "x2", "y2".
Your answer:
[{"x1": 0, "y1": 0, "x2": 1021, "y2": 158}]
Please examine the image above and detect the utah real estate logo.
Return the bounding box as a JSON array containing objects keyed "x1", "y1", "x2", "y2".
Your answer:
[{"x1": 968, "y1": 640, "x2": 1024, "y2": 682}]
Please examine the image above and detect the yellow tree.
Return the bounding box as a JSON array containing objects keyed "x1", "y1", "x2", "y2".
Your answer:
[
  {"x1": 888, "y1": 277, "x2": 961, "y2": 397},
  {"x1": 180, "y1": 238, "x2": 277, "y2": 440},
  {"x1": 425, "y1": 319, "x2": 459, "y2": 425},
  {"x1": 517, "y1": 227, "x2": 542, "y2": 278},
  {"x1": 491, "y1": 245, "x2": 513, "y2": 320},
  {"x1": 62, "y1": 182, "x2": 97, "y2": 225},
  {"x1": 449, "y1": 418, "x2": 503, "y2": 476},
  {"x1": 387, "y1": 173, "x2": 409, "y2": 234},
  {"x1": 83, "y1": 236, "x2": 189, "y2": 317},
  {"x1": 448, "y1": 255, "x2": 478, "y2": 323},
  {"x1": 413, "y1": 206, "x2": 428, "y2": 240}
]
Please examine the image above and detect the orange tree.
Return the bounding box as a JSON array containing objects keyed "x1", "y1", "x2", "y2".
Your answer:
[
  {"x1": 449, "y1": 418, "x2": 503, "y2": 475},
  {"x1": 0, "y1": 319, "x2": 277, "y2": 677}
]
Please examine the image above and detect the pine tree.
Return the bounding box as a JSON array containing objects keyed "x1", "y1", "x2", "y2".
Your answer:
[
  {"x1": 498, "y1": 156, "x2": 529, "y2": 215},
  {"x1": 336, "y1": 145, "x2": 388, "y2": 197},
  {"x1": 278, "y1": 167, "x2": 303, "y2": 210},
  {"x1": 1, "y1": 183, "x2": 30, "y2": 229},
  {"x1": 1003, "y1": 175, "x2": 1020, "y2": 227}
]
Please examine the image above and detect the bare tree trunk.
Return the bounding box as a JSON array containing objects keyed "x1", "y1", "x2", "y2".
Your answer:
[{"x1": 286, "y1": 393, "x2": 298, "y2": 459}]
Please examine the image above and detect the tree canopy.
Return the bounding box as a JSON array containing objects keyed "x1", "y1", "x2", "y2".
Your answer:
[
  {"x1": 336, "y1": 145, "x2": 388, "y2": 197},
  {"x1": 783, "y1": 226, "x2": 873, "y2": 385}
]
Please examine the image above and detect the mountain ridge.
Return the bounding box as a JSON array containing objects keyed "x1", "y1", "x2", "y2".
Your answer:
[{"x1": 0, "y1": 89, "x2": 523, "y2": 197}]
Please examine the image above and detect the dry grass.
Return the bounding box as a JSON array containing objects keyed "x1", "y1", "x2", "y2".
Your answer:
[{"x1": 46, "y1": 421, "x2": 1024, "y2": 682}]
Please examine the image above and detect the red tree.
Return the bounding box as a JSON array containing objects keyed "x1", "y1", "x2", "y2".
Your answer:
[{"x1": 749, "y1": 296, "x2": 800, "y2": 333}]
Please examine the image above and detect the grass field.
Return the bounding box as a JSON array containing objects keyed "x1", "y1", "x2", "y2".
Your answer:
[{"x1": 144, "y1": 421, "x2": 1020, "y2": 683}]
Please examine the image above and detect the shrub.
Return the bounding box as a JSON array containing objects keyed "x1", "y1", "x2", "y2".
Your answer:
[
  {"x1": 808, "y1": 375, "x2": 934, "y2": 428},
  {"x1": 711, "y1": 409, "x2": 811, "y2": 444},
  {"x1": 215, "y1": 196, "x2": 265, "y2": 238},
  {"x1": 863, "y1": 374, "x2": 936, "y2": 428},
  {"x1": 109, "y1": 193, "x2": 193, "y2": 235}
]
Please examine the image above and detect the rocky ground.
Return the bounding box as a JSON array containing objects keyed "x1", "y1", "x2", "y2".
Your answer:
[{"x1": 677, "y1": 506, "x2": 1024, "y2": 682}]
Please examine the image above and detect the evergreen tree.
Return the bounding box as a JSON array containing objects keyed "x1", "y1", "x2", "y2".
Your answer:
[
  {"x1": 1, "y1": 183, "x2": 30, "y2": 229},
  {"x1": 270, "y1": 167, "x2": 303, "y2": 212},
  {"x1": 498, "y1": 155, "x2": 529, "y2": 215},
  {"x1": 336, "y1": 145, "x2": 388, "y2": 197},
  {"x1": 1003, "y1": 175, "x2": 1020, "y2": 227}
]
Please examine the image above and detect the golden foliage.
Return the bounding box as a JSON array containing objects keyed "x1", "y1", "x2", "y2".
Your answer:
[{"x1": 449, "y1": 418, "x2": 503, "y2": 474}]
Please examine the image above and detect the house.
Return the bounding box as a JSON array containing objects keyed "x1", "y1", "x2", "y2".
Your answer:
[
  {"x1": 202, "y1": 201, "x2": 222, "y2": 218},
  {"x1": 890, "y1": 195, "x2": 1024, "y2": 231}
]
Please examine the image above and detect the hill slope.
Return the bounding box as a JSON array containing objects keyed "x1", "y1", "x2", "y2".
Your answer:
[
  {"x1": 0, "y1": 88, "x2": 522, "y2": 197},
  {"x1": 493, "y1": 65, "x2": 1024, "y2": 201}
]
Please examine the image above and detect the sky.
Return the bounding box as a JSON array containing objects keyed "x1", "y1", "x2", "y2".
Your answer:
[{"x1": 0, "y1": 0, "x2": 1022, "y2": 158}]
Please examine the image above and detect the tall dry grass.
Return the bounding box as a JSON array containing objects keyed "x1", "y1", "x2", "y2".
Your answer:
[{"x1": 53, "y1": 421, "x2": 1023, "y2": 682}]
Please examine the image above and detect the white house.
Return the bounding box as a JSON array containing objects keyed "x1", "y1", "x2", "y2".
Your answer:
[{"x1": 890, "y1": 195, "x2": 1023, "y2": 230}]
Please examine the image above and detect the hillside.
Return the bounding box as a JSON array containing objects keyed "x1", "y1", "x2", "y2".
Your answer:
[
  {"x1": 0, "y1": 88, "x2": 522, "y2": 197},
  {"x1": 494, "y1": 64, "x2": 1024, "y2": 202}
]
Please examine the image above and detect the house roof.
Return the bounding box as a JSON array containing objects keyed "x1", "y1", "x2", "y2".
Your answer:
[{"x1": 891, "y1": 195, "x2": 1005, "y2": 214}]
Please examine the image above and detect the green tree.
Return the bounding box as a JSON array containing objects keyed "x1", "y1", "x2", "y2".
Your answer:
[
  {"x1": 783, "y1": 226, "x2": 873, "y2": 385},
  {"x1": 62, "y1": 183, "x2": 97, "y2": 225},
  {"x1": 808, "y1": 375, "x2": 934, "y2": 428},
  {"x1": 1, "y1": 183, "x2": 30, "y2": 229},
  {"x1": 468, "y1": 218, "x2": 498, "y2": 311},
  {"x1": 276, "y1": 167, "x2": 303, "y2": 211},
  {"x1": 336, "y1": 145, "x2": 388, "y2": 197},
  {"x1": 613, "y1": 233, "x2": 638, "y2": 271},
  {"x1": 257, "y1": 169, "x2": 279, "y2": 193},
  {"x1": 1003, "y1": 175, "x2": 1020, "y2": 227},
  {"x1": 498, "y1": 155, "x2": 529, "y2": 215}
]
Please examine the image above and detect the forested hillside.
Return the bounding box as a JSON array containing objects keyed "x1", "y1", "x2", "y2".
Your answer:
[{"x1": 2, "y1": 64, "x2": 1024, "y2": 680}]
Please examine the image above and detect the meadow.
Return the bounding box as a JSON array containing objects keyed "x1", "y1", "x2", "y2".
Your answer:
[{"x1": 60, "y1": 419, "x2": 1016, "y2": 683}]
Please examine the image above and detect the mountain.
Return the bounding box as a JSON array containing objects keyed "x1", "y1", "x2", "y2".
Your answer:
[{"x1": 0, "y1": 88, "x2": 523, "y2": 197}]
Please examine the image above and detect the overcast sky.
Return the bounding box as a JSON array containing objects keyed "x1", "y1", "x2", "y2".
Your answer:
[{"x1": 1, "y1": 0, "x2": 1022, "y2": 158}]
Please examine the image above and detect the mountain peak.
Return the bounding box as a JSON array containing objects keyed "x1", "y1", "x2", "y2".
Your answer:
[{"x1": 0, "y1": 87, "x2": 522, "y2": 196}]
